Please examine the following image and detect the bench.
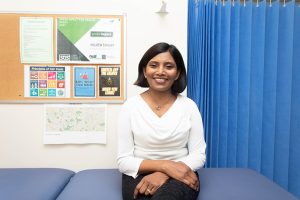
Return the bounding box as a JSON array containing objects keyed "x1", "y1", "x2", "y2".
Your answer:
[{"x1": 0, "y1": 168, "x2": 298, "y2": 200}]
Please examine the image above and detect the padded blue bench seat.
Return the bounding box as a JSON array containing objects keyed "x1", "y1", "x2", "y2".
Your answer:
[
  {"x1": 197, "y1": 168, "x2": 298, "y2": 200},
  {"x1": 0, "y1": 168, "x2": 298, "y2": 200},
  {"x1": 56, "y1": 169, "x2": 122, "y2": 200},
  {"x1": 57, "y1": 168, "x2": 298, "y2": 200},
  {"x1": 0, "y1": 168, "x2": 74, "y2": 200}
]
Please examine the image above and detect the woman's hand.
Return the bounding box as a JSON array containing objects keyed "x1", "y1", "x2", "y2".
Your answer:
[
  {"x1": 162, "y1": 161, "x2": 199, "y2": 191},
  {"x1": 133, "y1": 172, "x2": 169, "y2": 199}
]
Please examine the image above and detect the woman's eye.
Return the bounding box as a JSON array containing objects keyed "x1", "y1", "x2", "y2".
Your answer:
[
  {"x1": 149, "y1": 64, "x2": 157, "y2": 68},
  {"x1": 165, "y1": 65, "x2": 174, "y2": 69}
]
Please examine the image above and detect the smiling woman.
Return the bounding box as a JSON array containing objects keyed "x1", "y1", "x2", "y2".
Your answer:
[
  {"x1": 134, "y1": 42, "x2": 187, "y2": 95},
  {"x1": 144, "y1": 52, "x2": 179, "y2": 93},
  {"x1": 117, "y1": 42, "x2": 207, "y2": 200}
]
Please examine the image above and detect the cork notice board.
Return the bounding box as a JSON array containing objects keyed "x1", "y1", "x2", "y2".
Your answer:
[{"x1": 0, "y1": 13, "x2": 125, "y2": 103}]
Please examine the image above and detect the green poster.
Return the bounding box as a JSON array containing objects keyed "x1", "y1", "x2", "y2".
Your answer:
[{"x1": 56, "y1": 17, "x2": 121, "y2": 64}]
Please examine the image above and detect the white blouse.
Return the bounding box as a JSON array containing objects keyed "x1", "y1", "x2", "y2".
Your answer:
[{"x1": 117, "y1": 94, "x2": 206, "y2": 178}]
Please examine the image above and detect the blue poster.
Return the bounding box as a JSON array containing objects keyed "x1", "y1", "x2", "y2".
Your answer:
[{"x1": 74, "y1": 67, "x2": 96, "y2": 97}]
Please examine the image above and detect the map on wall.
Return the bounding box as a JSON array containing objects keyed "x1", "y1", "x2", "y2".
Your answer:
[{"x1": 44, "y1": 104, "x2": 106, "y2": 144}]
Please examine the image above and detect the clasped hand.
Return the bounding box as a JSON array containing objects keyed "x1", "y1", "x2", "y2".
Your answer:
[
  {"x1": 134, "y1": 171, "x2": 169, "y2": 199},
  {"x1": 134, "y1": 161, "x2": 199, "y2": 198},
  {"x1": 162, "y1": 161, "x2": 199, "y2": 191}
]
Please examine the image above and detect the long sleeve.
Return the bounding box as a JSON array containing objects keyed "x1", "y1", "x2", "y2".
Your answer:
[
  {"x1": 116, "y1": 102, "x2": 143, "y2": 178},
  {"x1": 177, "y1": 100, "x2": 206, "y2": 170}
]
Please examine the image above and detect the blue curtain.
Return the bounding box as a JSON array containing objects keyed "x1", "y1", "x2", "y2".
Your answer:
[{"x1": 187, "y1": 0, "x2": 300, "y2": 197}]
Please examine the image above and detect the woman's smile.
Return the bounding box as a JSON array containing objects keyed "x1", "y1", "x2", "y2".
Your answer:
[{"x1": 153, "y1": 77, "x2": 168, "y2": 84}]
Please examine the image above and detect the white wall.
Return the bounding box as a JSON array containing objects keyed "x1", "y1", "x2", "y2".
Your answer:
[{"x1": 0, "y1": 0, "x2": 187, "y2": 172}]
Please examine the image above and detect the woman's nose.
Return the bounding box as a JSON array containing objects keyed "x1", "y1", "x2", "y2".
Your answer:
[{"x1": 156, "y1": 65, "x2": 164, "y2": 74}]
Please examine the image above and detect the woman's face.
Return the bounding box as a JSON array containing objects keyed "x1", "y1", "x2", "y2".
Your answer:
[{"x1": 144, "y1": 51, "x2": 180, "y2": 93}]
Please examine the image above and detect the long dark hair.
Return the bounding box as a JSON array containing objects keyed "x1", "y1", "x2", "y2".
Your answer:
[{"x1": 134, "y1": 42, "x2": 187, "y2": 94}]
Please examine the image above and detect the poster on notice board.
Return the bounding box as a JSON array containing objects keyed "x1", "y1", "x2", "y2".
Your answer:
[
  {"x1": 99, "y1": 66, "x2": 120, "y2": 97},
  {"x1": 56, "y1": 17, "x2": 121, "y2": 64},
  {"x1": 73, "y1": 66, "x2": 96, "y2": 98},
  {"x1": 24, "y1": 65, "x2": 70, "y2": 98}
]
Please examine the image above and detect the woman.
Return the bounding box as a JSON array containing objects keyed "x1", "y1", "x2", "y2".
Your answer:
[{"x1": 117, "y1": 42, "x2": 206, "y2": 200}]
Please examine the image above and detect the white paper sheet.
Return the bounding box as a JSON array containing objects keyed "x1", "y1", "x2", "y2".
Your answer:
[{"x1": 20, "y1": 17, "x2": 53, "y2": 63}]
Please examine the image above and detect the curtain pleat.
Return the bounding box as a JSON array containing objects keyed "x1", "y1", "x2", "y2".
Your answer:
[
  {"x1": 261, "y1": 0, "x2": 279, "y2": 181},
  {"x1": 218, "y1": 0, "x2": 231, "y2": 167},
  {"x1": 210, "y1": 1, "x2": 221, "y2": 167},
  {"x1": 236, "y1": 0, "x2": 252, "y2": 168},
  {"x1": 274, "y1": 1, "x2": 294, "y2": 189},
  {"x1": 248, "y1": 0, "x2": 266, "y2": 172},
  {"x1": 227, "y1": 1, "x2": 239, "y2": 167},
  {"x1": 187, "y1": 0, "x2": 300, "y2": 197},
  {"x1": 289, "y1": 3, "x2": 300, "y2": 196}
]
